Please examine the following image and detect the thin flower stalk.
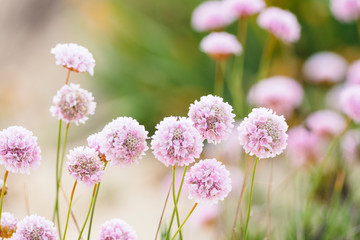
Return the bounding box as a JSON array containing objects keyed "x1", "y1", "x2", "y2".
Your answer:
[
  {"x1": 78, "y1": 184, "x2": 97, "y2": 240},
  {"x1": 63, "y1": 180, "x2": 77, "y2": 240},
  {"x1": 155, "y1": 183, "x2": 172, "y2": 240},
  {"x1": 257, "y1": 35, "x2": 277, "y2": 81},
  {"x1": 0, "y1": 170, "x2": 9, "y2": 227},
  {"x1": 215, "y1": 61, "x2": 226, "y2": 97},
  {"x1": 171, "y1": 203, "x2": 198, "y2": 240}
]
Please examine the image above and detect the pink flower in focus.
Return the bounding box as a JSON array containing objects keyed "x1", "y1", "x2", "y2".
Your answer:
[
  {"x1": 341, "y1": 85, "x2": 360, "y2": 122},
  {"x1": 341, "y1": 130, "x2": 360, "y2": 163},
  {"x1": 247, "y1": 76, "x2": 303, "y2": 116},
  {"x1": 1, "y1": 212, "x2": 17, "y2": 239},
  {"x1": 151, "y1": 117, "x2": 203, "y2": 167},
  {"x1": 200, "y1": 32, "x2": 242, "y2": 61},
  {"x1": 185, "y1": 158, "x2": 232, "y2": 204},
  {"x1": 99, "y1": 219, "x2": 137, "y2": 240},
  {"x1": 238, "y1": 108, "x2": 288, "y2": 159},
  {"x1": 50, "y1": 83, "x2": 96, "y2": 125},
  {"x1": 303, "y1": 52, "x2": 347, "y2": 84},
  {"x1": 0, "y1": 126, "x2": 41, "y2": 174},
  {"x1": 224, "y1": 0, "x2": 266, "y2": 19},
  {"x1": 191, "y1": 1, "x2": 235, "y2": 32},
  {"x1": 188, "y1": 94, "x2": 235, "y2": 144},
  {"x1": 346, "y1": 60, "x2": 360, "y2": 85},
  {"x1": 330, "y1": 0, "x2": 360, "y2": 22},
  {"x1": 257, "y1": 7, "x2": 300, "y2": 43},
  {"x1": 87, "y1": 132, "x2": 104, "y2": 156},
  {"x1": 51, "y1": 43, "x2": 95, "y2": 75},
  {"x1": 12, "y1": 215, "x2": 57, "y2": 240},
  {"x1": 306, "y1": 110, "x2": 346, "y2": 137}
]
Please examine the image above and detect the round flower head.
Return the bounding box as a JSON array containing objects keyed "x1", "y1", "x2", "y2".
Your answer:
[
  {"x1": 99, "y1": 219, "x2": 137, "y2": 240},
  {"x1": 303, "y1": 52, "x2": 347, "y2": 84},
  {"x1": 238, "y1": 107, "x2": 288, "y2": 159},
  {"x1": 87, "y1": 132, "x2": 104, "y2": 156},
  {"x1": 326, "y1": 84, "x2": 345, "y2": 111},
  {"x1": 188, "y1": 94, "x2": 235, "y2": 144},
  {"x1": 0, "y1": 212, "x2": 17, "y2": 239},
  {"x1": 67, "y1": 146, "x2": 104, "y2": 186},
  {"x1": 0, "y1": 126, "x2": 41, "y2": 174},
  {"x1": 306, "y1": 110, "x2": 346, "y2": 137},
  {"x1": 100, "y1": 117, "x2": 148, "y2": 167},
  {"x1": 200, "y1": 32, "x2": 242, "y2": 61},
  {"x1": 50, "y1": 83, "x2": 96, "y2": 125},
  {"x1": 346, "y1": 60, "x2": 360, "y2": 85},
  {"x1": 12, "y1": 215, "x2": 57, "y2": 240},
  {"x1": 224, "y1": 0, "x2": 265, "y2": 19},
  {"x1": 330, "y1": 0, "x2": 360, "y2": 22},
  {"x1": 341, "y1": 130, "x2": 360, "y2": 163},
  {"x1": 191, "y1": 1, "x2": 234, "y2": 32},
  {"x1": 151, "y1": 116, "x2": 204, "y2": 167},
  {"x1": 51, "y1": 43, "x2": 95, "y2": 75},
  {"x1": 257, "y1": 7, "x2": 300, "y2": 43},
  {"x1": 341, "y1": 85, "x2": 360, "y2": 122},
  {"x1": 185, "y1": 158, "x2": 232, "y2": 204},
  {"x1": 248, "y1": 76, "x2": 303, "y2": 116}
]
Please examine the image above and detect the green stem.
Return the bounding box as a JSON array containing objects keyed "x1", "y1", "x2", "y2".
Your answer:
[
  {"x1": 257, "y1": 34, "x2": 277, "y2": 81},
  {"x1": 244, "y1": 157, "x2": 259, "y2": 239},
  {"x1": 172, "y1": 166, "x2": 183, "y2": 240},
  {"x1": 214, "y1": 60, "x2": 226, "y2": 97},
  {"x1": 171, "y1": 203, "x2": 198, "y2": 240},
  {"x1": 63, "y1": 180, "x2": 77, "y2": 240},
  {"x1": 0, "y1": 171, "x2": 9, "y2": 226},
  {"x1": 78, "y1": 184, "x2": 97, "y2": 240},
  {"x1": 356, "y1": 19, "x2": 360, "y2": 41},
  {"x1": 59, "y1": 123, "x2": 70, "y2": 184}
]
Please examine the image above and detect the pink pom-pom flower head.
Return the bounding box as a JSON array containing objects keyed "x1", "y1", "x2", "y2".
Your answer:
[
  {"x1": 346, "y1": 60, "x2": 360, "y2": 85},
  {"x1": 0, "y1": 126, "x2": 41, "y2": 174},
  {"x1": 306, "y1": 110, "x2": 346, "y2": 138},
  {"x1": 188, "y1": 94, "x2": 235, "y2": 144},
  {"x1": 50, "y1": 83, "x2": 96, "y2": 125},
  {"x1": 51, "y1": 43, "x2": 95, "y2": 75},
  {"x1": 341, "y1": 85, "x2": 360, "y2": 122},
  {"x1": 224, "y1": 0, "x2": 265, "y2": 19},
  {"x1": 238, "y1": 107, "x2": 288, "y2": 159},
  {"x1": 330, "y1": 0, "x2": 360, "y2": 22},
  {"x1": 185, "y1": 158, "x2": 232, "y2": 204},
  {"x1": 12, "y1": 215, "x2": 57, "y2": 240},
  {"x1": 100, "y1": 117, "x2": 148, "y2": 167},
  {"x1": 341, "y1": 130, "x2": 360, "y2": 163},
  {"x1": 99, "y1": 219, "x2": 137, "y2": 240},
  {"x1": 151, "y1": 117, "x2": 204, "y2": 167},
  {"x1": 200, "y1": 32, "x2": 242, "y2": 61},
  {"x1": 0, "y1": 212, "x2": 17, "y2": 239},
  {"x1": 257, "y1": 7, "x2": 300, "y2": 43}
]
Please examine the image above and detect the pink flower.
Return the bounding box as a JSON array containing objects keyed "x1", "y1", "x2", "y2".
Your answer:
[
  {"x1": 326, "y1": 84, "x2": 346, "y2": 111},
  {"x1": 200, "y1": 32, "x2": 242, "y2": 60},
  {"x1": 346, "y1": 60, "x2": 360, "y2": 85},
  {"x1": 341, "y1": 130, "x2": 360, "y2": 163},
  {"x1": 247, "y1": 76, "x2": 303, "y2": 116},
  {"x1": 238, "y1": 108, "x2": 288, "y2": 159},
  {"x1": 67, "y1": 146, "x2": 104, "y2": 186},
  {"x1": 0, "y1": 126, "x2": 41, "y2": 174},
  {"x1": 257, "y1": 7, "x2": 300, "y2": 43},
  {"x1": 0, "y1": 212, "x2": 17, "y2": 239},
  {"x1": 12, "y1": 215, "x2": 57, "y2": 240},
  {"x1": 190, "y1": 203, "x2": 220, "y2": 227},
  {"x1": 50, "y1": 83, "x2": 96, "y2": 125},
  {"x1": 51, "y1": 43, "x2": 95, "y2": 75},
  {"x1": 100, "y1": 117, "x2": 148, "y2": 167},
  {"x1": 151, "y1": 117, "x2": 204, "y2": 167},
  {"x1": 341, "y1": 85, "x2": 360, "y2": 122},
  {"x1": 99, "y1": 219, "x2": 137, "y2": 240},
  {"x1": 87, "y1": 132, "x2": 103, "y2": 156},
  {"x1": 224, "y1": 0, "x2": 266, "y2": 19},
  {"x1": 185, "y1": 158, "x2": 232, "y2": 204},
  {"x1": 306, "y1": 110, "x2": 346, "y2": 137},
  {"x1": 188, "y1": 94, "x2": 235, "y2": 144},
  {"x1": 191, "y1": 1, "x2": 234, "y2": 32},
  {"x1": 330, "y1": 0, "x2": 360, "y2": 22},
  {"x1": 303, "y1": 52, "x2": 347, "y2": 84}
]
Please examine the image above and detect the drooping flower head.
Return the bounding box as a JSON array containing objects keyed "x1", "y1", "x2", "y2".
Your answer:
[
  {"x1": 346, "y1": 60, "x2": 360, "y2": 85},
  {"x1": 257, "y1": 7, "x2": 300, "y2": 43},
  {"x1": 341, "y1": 130, "x2": 360, "y2": 163},
  {"x1": 12, "y1": 215, "x2": 57, "y2": 240},
  {"x1": 191, "y1": 1, "x2": 234, "y2": 32},
  {"x1": 99, "y1": 219, "x2": 137, "y2": 240},
  {"x1": 188, "y1": 95, "x2": 235, "y2": 144},
  {"x1": 303, "y1": 52, "x2": 347, "y2": 84},
  {"x1": 100, "y1": 117, "x2": 148, "y2": 167},
  {"x1": 51, "y1": 43, "x2": 95, "y2": 75},
  {"x1": 341, "y1": 85, "x2": 360, "y2": 122},
  {"x1": 50, "y1": 83, "x2": 96, "y2": 125},
  {"x1": 330, "y1": 0, "x2": 360, "y2": 22},
  {"x1": 238, "y1": 107, "x2": 288, "y2": 158},
  {"x1": 224, "y1": 0, "x2": 266, "y2": 19},
  {"x1": 200, "y1": 32, "x2": 242, "y2": 61},
  {"x1": 0, "y1": 126, "x2": 41, "y2": 174},
  {"x1": 247, "y1": 76, "x2": 303, "y2": 116},
  {"x1": 151, "y1": 117, "x2": 204, "y2": 167},
  {"x1": 306, "y1": 110, "x2": 346, "y2": 138},
  {"x1": 185, "y1": 158, "x2": 232, "y2": 204},
  {"x1": 0, "y1": 212, "x2": 17, "y2": 239},
  {"x1": 67, "y1": 146, "x2": 104, "y2": 186}
]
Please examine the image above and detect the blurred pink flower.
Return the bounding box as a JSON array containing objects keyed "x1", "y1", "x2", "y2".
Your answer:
[
  {"x1": 257, "y1": 7, "x2": 300, "y2": 43},
  {"x1": 330, "y1": 0, "x2": 360, "y2": 22},
  {"x1": 224, "y1": 0, "x2": 266, "y2": 19},
  {"x1": 247, "y1": 76, "x2": 303, "y2": 117},
  {"x1": 346, "y1": 60, "x2": 360, "y2": 85},
  {"x1": 341, "y1": 85, "x2": 360, "y2": 122},
  {"x1": 200, "y1": 32, "x2": 242, "y2": 61},
  {"x1": 87, "y1": 132, "x2": 103, "y2": 156},
  {"x1": 0, "y1": 212, "x2": 17, "y2": 239},
  {"x1": 13, "y1": 215, "x2": 57, "y2": 240},
  {"x1": 190, "y1": 203, "x2": 220, "y2": 227},
  {"x1": 306, "y1": 110, "x2": 346, "y2": 137},
  {"x1": 99, "y1": 219, "x2": 137, "y2": 240},
  {"x1": 303, "y1": 52, "x2": 347, "y2": 83},
  {"x1": 341, "y1": 130, "x2": 360, "y2": 163},
  {"x1": 191, "y1": 1, "x2": 234, "y2": 32},
  {"x1": 326, "y1": 84, "x2": 345, "y2": 111}
]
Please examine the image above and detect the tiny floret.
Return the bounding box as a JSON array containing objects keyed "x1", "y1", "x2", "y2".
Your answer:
[
  {"x1": 12, "y1": 215, "x2": 57, "y2": 240},
  {"x1": 188, "y1": 94, "x2": 235, "y2": 144},
  {"x1": 224, "y1": 0, "x2": 265, "y2": 18},
  {"x1": 0, "y1": 212, "x2": 17, "y2": 239},
  {"x1": 330, "y1": 0, "x2": 360, "y2": 22},
  {"x1": 0, "y1": 126, "x2": 41, "y2": 174},
  {"x1": 99, "y1": 219, "x2": 137, "y2": 240},
  {"x1": 341, "y1": 85, "x2": 360, "y2": 122},
  {"x1": 51, "y1": 43, "x2": 95, "y2": 75},
  {"x1": 185, "y1": 158, "x2": 232, "y2": 204},
  {"x1": 50, "y1": 83, "x2": 96, "y2": 125},
  {"x1": 151, "y1": 116, "x2": 204, "y2": 167},
  {"x1": 238, "y1": 108, "x2": 288, "y2": 158}
]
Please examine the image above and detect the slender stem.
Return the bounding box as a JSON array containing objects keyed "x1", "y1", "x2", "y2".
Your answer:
[
  {"x1": 78, "y1": 184, "x2": 97, "y2": 240},
  {"x1": 172, "y1": 166, "x2": 183, "y2": 240},
  {"x1": 155, "y1": 183, "x2": 172, "y2": 240},
  {"x1": 266, "y1": 160, "x2": 273, "y2": 239},
  {"x1": 257, "y1": 34, "x2": 277, "y2": 81},
  {"x1": 63, "y1": 180, "x2": 77, "y2": 240},
  {"x1": 0, "y1": 171, "x2": 9, "y2": 226},
  {"x1": 214, "y1": 60, "x2": 226, "y2": 97},
  {"x1": 65, "y1": 69, "x2": 71, "y2": 85},
  {"x1": 59, "y1": 123, "x2": 70, "y2": 184},
  {"x1": 244, "y1": 157, "x2": 259, "y2": 239},
  {"x1": 171, "y1": 203, "x2": 198, "y2": 240}
]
